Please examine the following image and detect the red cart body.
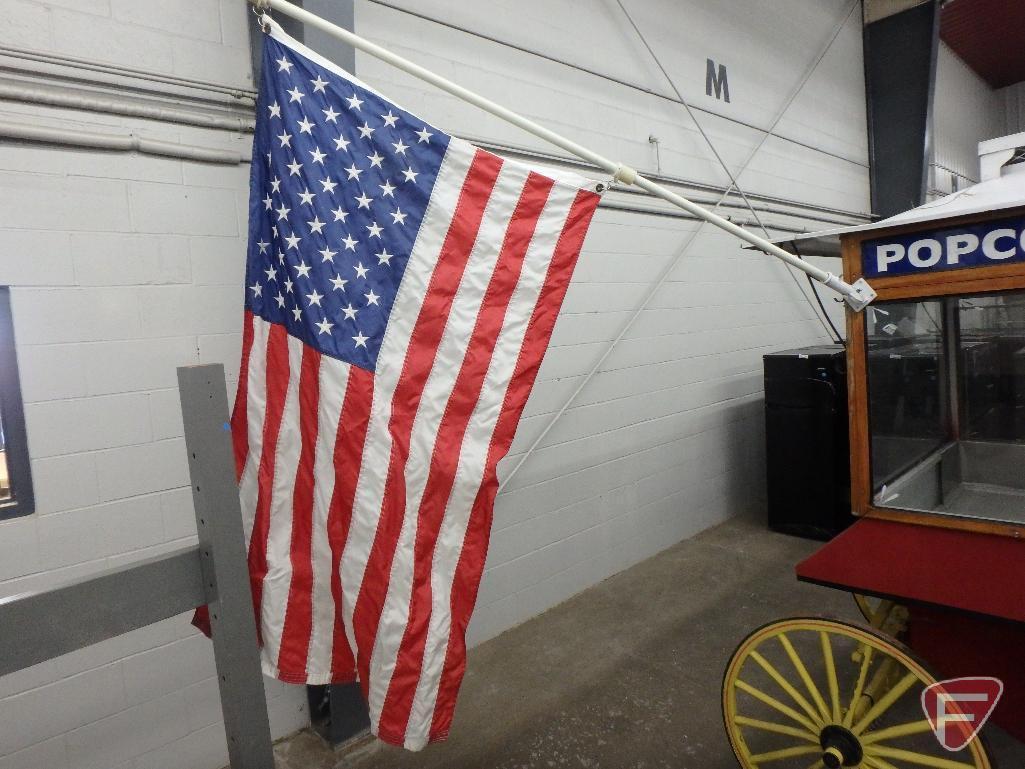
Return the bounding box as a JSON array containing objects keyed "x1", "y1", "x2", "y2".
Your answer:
[{"x1": 797, "y1": 518, "x2": 1025, "y2": 740}]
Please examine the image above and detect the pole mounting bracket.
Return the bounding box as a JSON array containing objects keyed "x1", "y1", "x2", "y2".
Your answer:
[{"x1": 843, "y1": 277, "x2": 877, "y2": 311}]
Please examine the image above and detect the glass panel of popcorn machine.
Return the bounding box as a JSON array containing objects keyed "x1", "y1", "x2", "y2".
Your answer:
[{"x1": 866, "y1": 290, "x2": 1025, "y2": 524}]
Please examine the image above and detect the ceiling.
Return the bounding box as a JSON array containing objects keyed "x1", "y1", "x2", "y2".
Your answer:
[{"x1": 940, "y1": 0, "x2": 1025, "y2": 89}]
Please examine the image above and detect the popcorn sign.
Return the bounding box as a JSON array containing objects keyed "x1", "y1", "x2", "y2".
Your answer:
[{"x1": 862, "y1": 214, "x2": 1025, "y2": 278}]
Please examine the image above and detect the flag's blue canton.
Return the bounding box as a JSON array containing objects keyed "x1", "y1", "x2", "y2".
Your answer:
[{"x1": 246, "y1": 36, "x2": 451, "y2": 370}]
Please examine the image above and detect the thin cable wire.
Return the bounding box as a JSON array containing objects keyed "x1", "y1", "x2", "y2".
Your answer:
[
  {"x1": 795, "y1": 244, "x2": 844, "y2": 344},
  {"x1": 615, "y1": 0, "x2": 856, "y2": 343},
  {"x1": 265, "y1": 0, "x2": 858, "y2": 295},
  {"x1": 363, "y1": 0, "x2": 867, "y2": 169},
  {"x1": 499, "y1": 195, "x2": 748, "y2": 490},
  {"x1": 500, "y1": 1, "x2": 855, "y2": 489}
]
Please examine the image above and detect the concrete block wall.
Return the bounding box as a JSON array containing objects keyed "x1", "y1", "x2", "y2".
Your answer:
[
  {"x1": 0, "y1": 2, "x2": 307, "y2": 768},
  {"x1": 351, "y1": 0, "x2": 870, "y2": 646},
  {"x1": 1, "y1": 0, "x2": 870, "y2": 766}
]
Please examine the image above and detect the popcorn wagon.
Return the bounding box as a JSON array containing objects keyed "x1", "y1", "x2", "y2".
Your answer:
[{"x1": 723, "y1": 134, "x2": 1025, "y2": 769}]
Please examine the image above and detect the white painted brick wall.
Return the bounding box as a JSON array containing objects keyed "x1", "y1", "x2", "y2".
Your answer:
[
  {"x1": 0, "y1": 2, "x2": 307, "y2": 768},
  {"x1": 0, "y1": 0, "x2": 868, "y2": 766},
  {"x1": 351, "y1": 0, "x2": 867, "y2": 647}
]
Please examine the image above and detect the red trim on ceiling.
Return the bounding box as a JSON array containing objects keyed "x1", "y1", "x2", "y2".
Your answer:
[{"x1": 940, "y1": 0, "x2": 1025, "y2": 89}]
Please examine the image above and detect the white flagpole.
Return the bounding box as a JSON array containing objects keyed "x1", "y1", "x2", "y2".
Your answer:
[{"x1": 250, "y1": 0, "x2": 876, "y2": 311}]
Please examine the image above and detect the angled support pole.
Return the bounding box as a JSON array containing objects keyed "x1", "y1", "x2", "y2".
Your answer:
[
  {"x1": 249, "y1": 0, "x2": 876, "y2": 312},
  {"x1": 178, "y1": 364, "x2": 275, "y2": 769}
]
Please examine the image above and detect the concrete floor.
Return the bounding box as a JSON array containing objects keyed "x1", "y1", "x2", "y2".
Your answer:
[{"x1": 273, "y1": 517, "x2": 1025, "y2": 769}]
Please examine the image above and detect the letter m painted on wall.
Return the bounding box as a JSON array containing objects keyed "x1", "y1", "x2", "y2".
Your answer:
[{"x1": 706, "y1": 58, "x2": 730, "y2": 102}]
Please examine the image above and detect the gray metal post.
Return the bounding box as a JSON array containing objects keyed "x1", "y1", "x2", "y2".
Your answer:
[{"x1": 178, "y1": 364, "x2": 275, "y2": 769}]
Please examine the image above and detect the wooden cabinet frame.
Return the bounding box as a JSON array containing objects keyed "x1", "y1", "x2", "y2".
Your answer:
[{"x1": 842, "y1": 204, "x2": 1025, "y2": 538}]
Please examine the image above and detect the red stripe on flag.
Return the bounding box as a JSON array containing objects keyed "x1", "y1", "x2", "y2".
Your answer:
[
  {"x1": 326, "y1": 365, "x2": 375, "y2": 681},
  {"x1": 430, "y1": 188, "x2": 601, "y2": 739},
  {"x1": 276, "y1": 345, "x2": 322, "y2": 679},
  {"x1": 379, "y1": 172, "x2": 555, "y2": 739},
  {"x1": 248, "y1": 323, "x2": 292, "y2": 643},
  {"x1": 351, "y1": 149, "x2": 504, "y2": 695},
  {"x1": 231, "y1": 310, "x2": 257, "y2": 479}
]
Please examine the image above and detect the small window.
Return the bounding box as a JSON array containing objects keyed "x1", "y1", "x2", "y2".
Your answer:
[{"x1": 0, "y1": 287, "x2": 33, "y2": 518}]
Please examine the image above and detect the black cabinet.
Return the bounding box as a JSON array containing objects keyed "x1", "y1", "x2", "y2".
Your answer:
[{"x1": 763, "y1": 345, "x2": 853, "y2": 540}]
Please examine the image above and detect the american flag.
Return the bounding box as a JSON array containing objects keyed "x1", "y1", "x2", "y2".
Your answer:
[{"x1": 233, "y1": 20, "x2": 601, "y2": 749}]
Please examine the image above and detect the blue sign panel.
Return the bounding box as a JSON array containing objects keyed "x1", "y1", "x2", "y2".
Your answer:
[{"x1": 861, "y1": 213, "x2": 1025, "y2": 278}]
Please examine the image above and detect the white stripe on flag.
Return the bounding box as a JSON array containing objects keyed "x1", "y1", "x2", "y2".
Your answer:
[
  {"x1": 260, "y1": 332, "x2": 304, "y2": 678},
  {"x1": 239, "y1": 314, "x2": 270, "y2": 544},
  {"x1": 338, "y1": 140, "x2": 474, "y2": 658},
  {"x1": 366, "y1": 159, "x2": 530, "y2": 725},
  {"x1": 305, "y1": 354, "x2": 351, "y2": 682},
  {"x1": 403, "y1": 182, "x2": 580, "y2": 748}
]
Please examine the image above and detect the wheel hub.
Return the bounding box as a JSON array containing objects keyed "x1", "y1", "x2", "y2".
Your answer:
[{"x1": 819, "y1": 725, "x2": 863, "y2": 768}]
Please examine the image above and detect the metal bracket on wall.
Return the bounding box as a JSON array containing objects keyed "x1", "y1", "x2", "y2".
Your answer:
[
  {"x1": 307, "y1": 682, "x2": 372, "y2": 746},
  {"x1": 0, "y1": 364, "x2": 274, "y2": 769}
]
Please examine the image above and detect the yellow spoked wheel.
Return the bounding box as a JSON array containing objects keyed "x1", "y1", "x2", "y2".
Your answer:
[
  {"x1": 853, "y1": 595, "x2": 907, "y2": 636},
  {"x1": 854, "y1": 595, "x2": 884, "y2": 626},
  {"x1": 722, "y1": 618, "x2": 991, "y2": 769}
]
